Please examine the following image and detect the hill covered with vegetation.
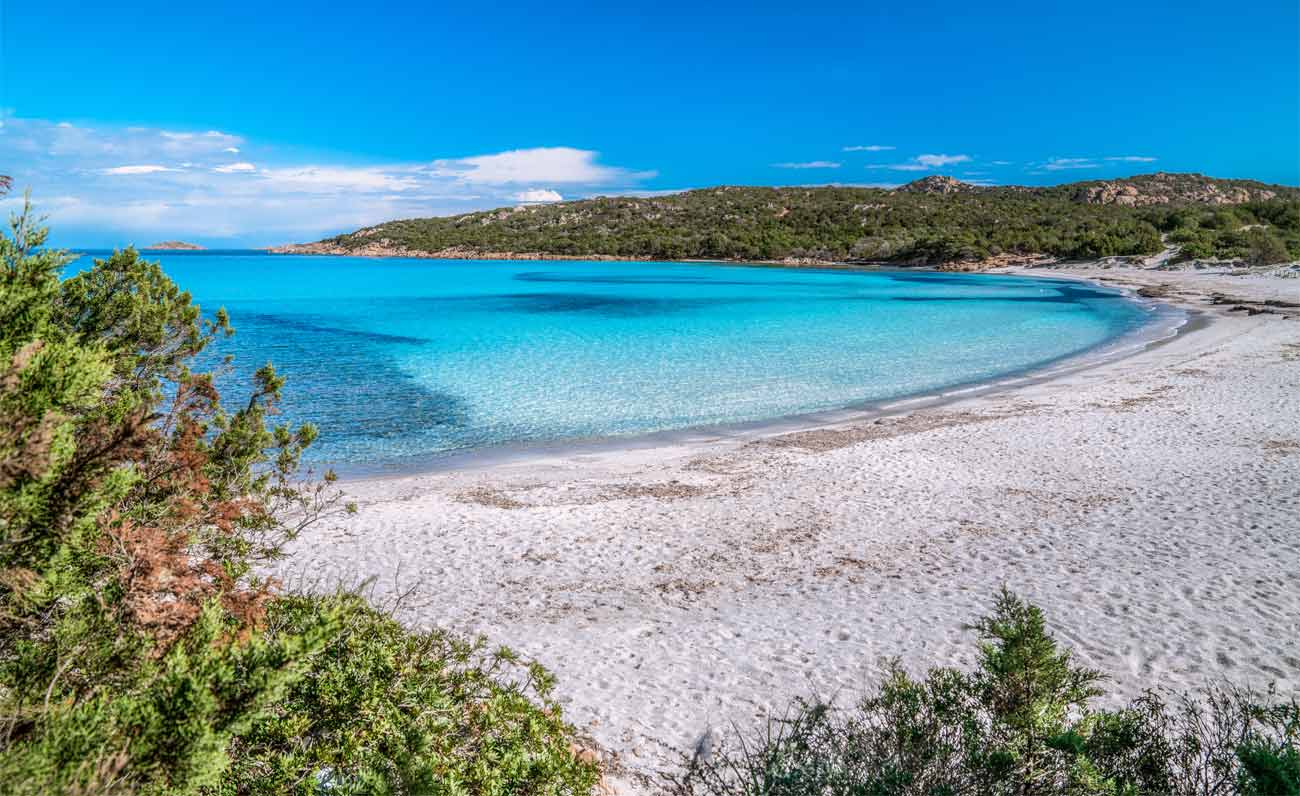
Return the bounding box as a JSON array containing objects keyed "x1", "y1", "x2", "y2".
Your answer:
[{"x1": 278, "y1": 173, "x2": 1300, "y2": 266}]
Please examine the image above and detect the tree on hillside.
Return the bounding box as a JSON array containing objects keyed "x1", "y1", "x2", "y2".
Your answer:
[{"x1": 1246, "y1": 229, "x2": 1290, "y2": 266}]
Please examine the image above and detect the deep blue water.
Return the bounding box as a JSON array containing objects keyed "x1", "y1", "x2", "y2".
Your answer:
[{"x1": 70, "y1": 250, "x2": 1154, "y2": 472}]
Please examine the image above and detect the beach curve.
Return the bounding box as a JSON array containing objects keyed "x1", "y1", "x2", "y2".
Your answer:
[{"x1": 270, "y1": 266, "x2": 1300, "y2": 793}]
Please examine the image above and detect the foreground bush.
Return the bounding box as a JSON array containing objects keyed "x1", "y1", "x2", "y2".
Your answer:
[
  {"x1": 0, "y1": 195, "x2": 597, "y2": 795},
  {"x1": 218, "y1": 594, "x2": 600, "y2": 795},
  {"x1": 674, "y1": 589, "x2": 1299, "y2": 796}
]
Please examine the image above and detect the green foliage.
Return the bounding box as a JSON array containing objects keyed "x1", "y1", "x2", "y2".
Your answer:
[
  {"x1": 1238, "y1": 740, "x2": 1300, "y2": 795},
  {"x1": 0, "y1": 195, "x2": 322, "y2": 795},
  {"x1": 0, "y1": 199, "x2": 597, "y2": 795},
  {"x1": 1153, "y1": 200, "x2": 1300, "y2": 264},
  {"x1": 217, "y1": 594, "x2": 599, "y2": 796},
  {"x1": 313, "y1": 176, "x2": 1299, "y2": 266},
  {"x1": 675, "y1": 589, "x2": 1300, "y2": 796},
  {"x1": 1245, "y1": 229, "x2": 1291, "y2": 266}
]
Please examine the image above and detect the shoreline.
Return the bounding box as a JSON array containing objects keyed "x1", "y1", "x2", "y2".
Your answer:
[
  {"x1": 332, "y1": 273, "x2": 1187, "y2": 481},
  {"x1": 265, "y1": 240, "x2": 1036, "y2": 270},
  {"x1": 271, "y1": 266, "x2": 1300, "y2": 794}
]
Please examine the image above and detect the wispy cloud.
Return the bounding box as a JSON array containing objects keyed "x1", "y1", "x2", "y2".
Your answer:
[
  {"x1": 102, "y1": 165, "x2": 176, "y2": 175},
  {"x1": 1035, "y1": 155, "x2": 1156, "y2": 171},
  {"x1": 916, "y1": 153, "x2": 971, "y2": 168},
  {"x1": 0, "y1": 117, "x2": 655, "y2": 245},
  {"x1": 772, "y1": 160, "x2": 841, "y2": 169},
  {"x1": 990, "y1": 160, "x2": 1013, "y2": 166},
  {"x1": 842, "y1": 145, "x2": 895, "y2": 152},
  {"x1": 1042, "y1": 157, "x2": 1101, "y2": 171},
  {"x1": 867, "y1": 163, "x2": 929, "y2": 172},
  {"x1": 255, "y1": 166, "x2": 425, "y2": 192},
  {"x1": 866, "y1": 153, "x2": 972, "y2": 172}
]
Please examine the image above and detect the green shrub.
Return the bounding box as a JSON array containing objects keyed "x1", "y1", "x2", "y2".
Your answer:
[
  {"x1": 1245, "y1": 230, "x2": 1291, "y2": 266},
  {"x1": 216, "y1": 593, "x2": 599, "y2": 796},
  {"x1": 673, "y1": 589, "x2": 1300, "y2": 796},
  {"x1": 0, "y1": 196, "x2": 598, "y2": 795}
]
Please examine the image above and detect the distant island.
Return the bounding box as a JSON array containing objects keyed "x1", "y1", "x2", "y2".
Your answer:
[
  {"x1": 144, "y1": 240, "x2": 204, "y2": 250},
  {"x1": 269, "y1": 172, "x2": 1299, "y2": 269}
]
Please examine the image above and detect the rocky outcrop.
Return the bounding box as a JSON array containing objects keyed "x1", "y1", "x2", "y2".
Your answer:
[
  {"x1": 894, "y1": 175, "x2": 977, "y2": 195},
  {"x1": 935, "y1": 253, "x2": 1060, "y2": 272},
  {"x1": 1071, "y1": 173, "x2": 1279, "y2": 206},
  {"x1": 144, "y1": 240, "x2": 203, "y2": 250}
]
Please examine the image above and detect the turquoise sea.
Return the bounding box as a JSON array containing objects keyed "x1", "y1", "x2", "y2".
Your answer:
[{"x1": 71, "y1": 251, "x2": 1158, "y2": 473}]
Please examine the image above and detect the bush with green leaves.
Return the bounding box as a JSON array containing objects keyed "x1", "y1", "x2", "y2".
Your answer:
[
  {"x1": 0, "y1": 194, "x2": 598, "y2": 795},
  {"x1": 673, "y1": 589, "x2": 1299, "y2": 796},
  {"x1": 217, "y1": 593, "x2": 598, "y2": 796}
]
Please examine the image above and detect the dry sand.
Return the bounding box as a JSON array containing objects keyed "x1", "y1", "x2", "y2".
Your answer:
[{"x1": 272, "y1": 267, "x2": 1300, "y2": 793}]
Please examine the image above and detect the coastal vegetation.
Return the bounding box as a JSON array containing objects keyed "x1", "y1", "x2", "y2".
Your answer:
[
  {"x1": 1145, "y1": 201, "x2": 1300, "y2": 265},
  {"x1": 0, "y1": 195, "x2": 598, "y2": 795},
  {"x1": 673, "y1": 589, "x2": 1299, "y2": 796},
  {"x1": 2, "y1": 191, "x2": 1296, "y2": 794},
  {"x1": 288, "y1": 173, "x2": 1300, "y2": 267}
]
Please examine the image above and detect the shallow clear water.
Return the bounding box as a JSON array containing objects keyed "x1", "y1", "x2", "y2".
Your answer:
[{"x1": 71, "y1": 251, "x2": 1153, "y2": 472}]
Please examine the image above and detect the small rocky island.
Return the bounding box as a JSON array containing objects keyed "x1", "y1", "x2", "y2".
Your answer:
[{"x1": 144, "y1": 240, "x2": 204, "y2": 250}]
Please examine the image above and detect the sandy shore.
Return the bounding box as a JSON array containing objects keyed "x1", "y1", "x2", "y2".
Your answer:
[{"x1": 272, "y1": 267, "x2": 1300, "y2": 793}]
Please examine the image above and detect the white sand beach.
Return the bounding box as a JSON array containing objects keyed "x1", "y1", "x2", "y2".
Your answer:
[{"x1": 271, "y1": 267, "x2": 1300, "y2": 793}]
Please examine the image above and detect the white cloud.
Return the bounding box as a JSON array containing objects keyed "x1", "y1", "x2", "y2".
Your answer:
[
  {"x1": 772, "y1": 161, "x2": 841, "y2": 169},
  {"x1": 991, "y1": 160, "x2": 1013, "y2": 166},
  {"x1": 430, "y1": 146, "x2": 652, "y2": 185},
  {"x1": 159, "y1": 129, "x2": 239, "y2": 146},
  {"x1": 512, "y1": 188, "x2": 563, "y2": 203},
  {"x1": 1043, "y1": 157, "x2": 1100, "y2": 171},
  {"x1": 865, "y1": 153, "x2": 973, "y2": 172},
  {"x1": 7, "y1": 119, "x2": 247, "y2": 162},
  {"x1": 1037, "y1": 156, "x2": 1155, "y2": 171},
  {"x1": 256, "y1": 165, "x2": 422, "y2": 193},
  {"x1": 843, "y1": 145, "x2": 895, "y2": 152},
  {"x1": 0, "y1": 116, "x2": 654, "y2": 245},
  {"x1": 102, "y1": 164, "x2": 177, "y2": 175},
  {"x1": 915, "y1": 153, "x2": 971, "y2": 168}
]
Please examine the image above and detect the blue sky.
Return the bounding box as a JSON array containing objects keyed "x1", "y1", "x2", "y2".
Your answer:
[{"x1": 3, "y1": 0, "x2": 1297, "y2": 246}]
